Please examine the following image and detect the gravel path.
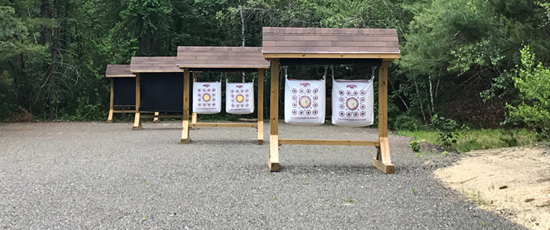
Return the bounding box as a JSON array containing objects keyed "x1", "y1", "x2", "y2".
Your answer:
[{"x1": 0, "y1": 121, "x2": 525, "y2": 229}]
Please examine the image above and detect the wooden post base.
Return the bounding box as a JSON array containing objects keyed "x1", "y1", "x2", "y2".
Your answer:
[
  {"x1": 268, "y1": 135, "x2": 280, "y2": 171},
  {"x1": 106, "y1": 119, "x2": 113, "y2": 123},
  {"x1": 372, "y1": 137, "x2": 395, "y2": 174},
  {"x1": 107, "y1": 109, "x2": 114, "y2": 123},
  {"x1": 133, "y1": 112, "x2": 142, "y2": 130},
  {"x1": 153, "y1": 112, "x2": 160, "y2": 123},
  {"x1": 372, "y1": 158, "x2": 395, "y2": 174},
  {"x1": 257, "y1": 140, "x2": 264, "y2": 145},
  {"x1": 180, "y1": 120, "x2": 190, "y2": 144}
]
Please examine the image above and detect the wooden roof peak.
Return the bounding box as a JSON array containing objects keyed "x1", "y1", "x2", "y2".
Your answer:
[
  {"x1": 130, "y1": 56, "x2": 183, "y2": 73},
  {"x1": 105, "y1": 64, "x2": 134, "y2": 78},
  {"x1": 177, "y1": 46, "x2": 270, "y2": 70}
]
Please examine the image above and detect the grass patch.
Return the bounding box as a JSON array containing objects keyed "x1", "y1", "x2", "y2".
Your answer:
[
  {"x1": 398, "y1": 129, "x2": 537, "y2": 152},
  {"x1": 343, "y1": 198, "x2": 355, "y2": 203},
  {"x1": 460, "y1": 189, "x2": 489, "y2": 206}
]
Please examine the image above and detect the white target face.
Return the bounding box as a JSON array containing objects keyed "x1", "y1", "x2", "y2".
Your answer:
[
  {"x1": 337, "y1": 91, "x2": 368, "y2": 117},
  {"x1": 285, "y1": 78, "x2": 325, "y2": 125}
]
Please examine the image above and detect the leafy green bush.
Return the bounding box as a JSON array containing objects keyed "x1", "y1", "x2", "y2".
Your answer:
[
  {"x1": 392, "y1": 114, "x2": 423, "y2": 131},
  {"x1": 506, "y1": 46, "x2": 550, "y2": 139},
  {"x1": 408, "y1": 140, "x2": 421, "y2": 152},
  {"x1": 432, "y1": 114, "x2": 461, "y2": 150}
]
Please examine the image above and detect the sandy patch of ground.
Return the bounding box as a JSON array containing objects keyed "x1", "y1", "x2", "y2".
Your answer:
[{"x1": 434, "y1": 146, "x2": 550, "y2": 230}]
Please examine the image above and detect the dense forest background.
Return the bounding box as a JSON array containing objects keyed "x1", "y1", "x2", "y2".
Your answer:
[{"x1": 1, "y1": 0, "x2": 549, "y2": 132}]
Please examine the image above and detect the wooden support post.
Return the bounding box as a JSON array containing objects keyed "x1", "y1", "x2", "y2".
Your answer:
[
  {"x1": 372, "y1": 61, "x2": 394, "y2": 174},
  {"x1": 132, "y1": 73, "x2": 142, "y2": 130},
  {"x1": 107, "y1": 78, "x2": 114, "y2": 123},
  {"x1": 268, "y1": 59, "x2": 280, "y2": 171},
  {"x1": 153, "y1": 112, "x2": 160, "y2": 123},
  {"x1": 181, "y1": 68, "x2": 190, "y2": 144},
  {"x1": 257, "y1": 69, "x2": 265, "y2": 145},
  {"x1": 191, "y1": 73, "x2": 198, "y2": 129}
]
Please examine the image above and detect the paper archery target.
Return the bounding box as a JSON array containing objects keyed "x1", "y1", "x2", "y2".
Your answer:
[
  {"x1": 284, "y1": 78, "x2": 326, "y2": 125},
  {"x1": 331, "y1": 78, "x2": 374, "y2": 127},
  {"x1": 226, "y1": 82, "x2": 254, "y2": 114},
  {"x1": 193, "y1": 81, "x2": 222, "y2": 114}
]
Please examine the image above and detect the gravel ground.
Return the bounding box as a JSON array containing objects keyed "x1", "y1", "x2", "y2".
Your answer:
[{"x1": 0, "y1": 121, "x2": 526, "y2": 229}]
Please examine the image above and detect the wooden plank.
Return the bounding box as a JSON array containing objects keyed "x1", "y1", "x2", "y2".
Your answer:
[
  {"x1": 372, "y1": 137, "x2": 394, "y2": 174},
  {"x1": 262, "y1": 35, "x2": 399, "y2": 42},
  {"x1": 153, "y1": 112, "x2": 160, "y2": 123},
  {"x1": 269, "y1": 135, "x2": 280, "y2": 171},
  {"x1": 190, "y1": 123, "x2": 258, "y2": 128},
  {"x1": 278, "y1": 139, "x2": 380, "y2": 146},
  {"x1": 257, "y1": 69, "x2": 264, "y2": 145},
  {"x1": 378, "y1": 61, "x2": 388, "y2": 138},
  {"x1": 113, "y1": 110, "x2": 141, "y2": 113},
  {"x1": 142, "y1": 114, "x2": 183, "y2": 119},
  {"x1": 270, "y1": 59, "x2": 279, "y2": 135},
  {"x1": 262, "y1": 53, "x2": 400, "y2": 60},
  {"x1": 176, "y1": 64, "x2": 269, "y2": 69},
  {"x1": 372, "y1": 157, "x2": 395, "y2": 174},
  {"x1": 268, "y1": 60, "x2": 280, "y2": 171},
  {"x1": 132, "y1": 73, "x2": 142, "y2": 130},
  {"x1": 105, "y1": 65, "x2": 134, "y2": 78},
  {"x1": 107, "y1": 78, "x2": 114, "y2": 123},
  {"x1": 181, "y1": 69, "x2": 190, "y2": 144}
]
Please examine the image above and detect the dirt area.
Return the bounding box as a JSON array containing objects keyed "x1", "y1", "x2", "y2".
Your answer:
[{"x1": 434, "y1": 145, "x2": 550, "y2": 230}]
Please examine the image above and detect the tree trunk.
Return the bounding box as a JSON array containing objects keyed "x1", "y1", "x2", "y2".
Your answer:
[{"x1": 47, "y1": 0, "x2": 60, "y2": 120}]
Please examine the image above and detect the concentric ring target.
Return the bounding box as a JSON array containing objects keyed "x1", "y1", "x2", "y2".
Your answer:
[
  {"x1": 360, "y1": 90, "x2": 366, "y2": 96},
  {"x1": 306, "y1": 89, "x2": 311, "y2": 94},
  {"x1": 346, "y1": 112, "x2": 352, "y2": 117},
  {"x1": 353, "y1": 111, "x2": 359, "y2": 117},
  {"x1": 360, "y1": 104, "x2": 367, "y2": 110},
  {"x1": 313, "y1": 88, "x2": 319, "y2": 94},
  {"x1": 299, "y1": 96, "x2": 312, "y2": 108},
  {"x1": 339, "y1": 111, "x2": 345, "y2": 117},
  {"x1": 360, "y1": 111, "x2": 366, "y2": 117},
  {"x1": 312, "y1": 109, "x2": 318, "y2": 115},
  {"x1": 346, "y1": 90, "x2": 352, "y2": 96},
  {"x1": 292, "y1": 88, "x2": 298, "y2": 94},
  {"x1": 292, "y1": 95, "x2": 298, "y2": 101},
  {"x1": 339, "y1": 90, "x2": 345, "y2": 96},
  {"x1": 360, "y1": 97, "x2": 366, "y2": 103},
  {"x1": 346, "y1": 98, "x2": 359, "y2": 110},
  {"x1": 299, "y1": 110, "x2": 304, "y2": 116},
  {"x1": 245, "y1": 89, "x2": 249, "y2": 93},
  {"x1": 313, "y1": 95, "x2": 318, "y2": 101},
  {"x1": 313, "y1": 102, "x2": 318, "y2": 108},
  {"x1": 353, "y1": 91, "x2": 359, "y2": 96},
  {"x1": 292, "y1": 109, "x2": 298, "y2": 115},
  {"x1": 202, "y1": 93, "x2": 211, "y2": 102},
  {"x1": 299, "y1": 88, "x2": 305, "y2": 94},
  {"x1": 231, "y1": 104, "x2": 235, "y2": 108},
  {"x1": 230, "y1": 89, "x2": 234, "y2": 93},
  {"x1": 236, "y1": 94, "x2": 245, "y2": 103},
  {"x1": 339, "y1": 104, "x2": 345, "y2": 110},
  {"x1": 292, "y1": 102, "x2": 297, "y2": 108},
  {"x1": 305, "y1": 110, "x2": 311, "y2": 116},
  {"x1": 339, "y1": 97, "x2": 345, "y2": 103}
]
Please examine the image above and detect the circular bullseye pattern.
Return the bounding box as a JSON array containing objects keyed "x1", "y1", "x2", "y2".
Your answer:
[
  {"x1": 202, "y1": 93, "x2": 211, "y2": 102},
  {"x1": 236, "y1": 94, "x2": 244, "y2": 103},
  {"x1": 290, "y1": 86, "x2": 321, "y2": 117},
  {"x1": 346, "y1": 98, "x2": 359, "y2": 110},
  {"x1": 299, "y1": 96, "x2": 311, "y2": 108}
]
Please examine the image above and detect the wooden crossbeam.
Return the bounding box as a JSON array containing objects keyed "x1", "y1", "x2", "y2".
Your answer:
[
  {"x1": 278, "y1": 139, "x2": 379, "y2": 146},
  {"x1": 190, "y1": 123, "x2": 257, "y2": 128}
]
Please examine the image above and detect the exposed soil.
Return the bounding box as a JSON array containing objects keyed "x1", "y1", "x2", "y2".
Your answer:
[{"x1": 434, "y1": 145, "x2": 550, "y2": 230}]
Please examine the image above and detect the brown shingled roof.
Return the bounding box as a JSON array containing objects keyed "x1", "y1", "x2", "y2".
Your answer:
[
  {"x1": 105, "y1": 64, "x2": 134, "y2": 78},
  {"x1": 177, "y1": 46, "x2": 269, "y2": 70},
  {"x1": 130, "y1": 57, "x2": 182, "y2": 73},
  {"x1": 262, "y1": 27, "x2": 400, "y2": 60}
]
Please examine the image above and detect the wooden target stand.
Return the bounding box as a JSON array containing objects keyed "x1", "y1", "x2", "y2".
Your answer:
[
  {"x1": 177, "y1": 46, "x2": 270, "y2": 145},
  {"x1": 129, "y1": 57, "x2": 188, "y2": 130},
  {"x1": 106, "y1": 64, "x2": 159, "y2": 123},
  {"x1": 262, "y1": 27, "x2": 400, "y2": 174}
]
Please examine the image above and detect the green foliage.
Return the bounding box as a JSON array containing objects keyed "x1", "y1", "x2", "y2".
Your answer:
[
  {"x1": 408, "y1": 139, "x2": 421, "y2": 152},
  {"x1": 507, "y1": 46, "x2": 550, "y2": 138},
  {"x1": 399, "y1": 128, "x2": 536, "y2": 151},
  {"x1": 431, "y1": 114, "x2": 460, "y2": 150}
]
